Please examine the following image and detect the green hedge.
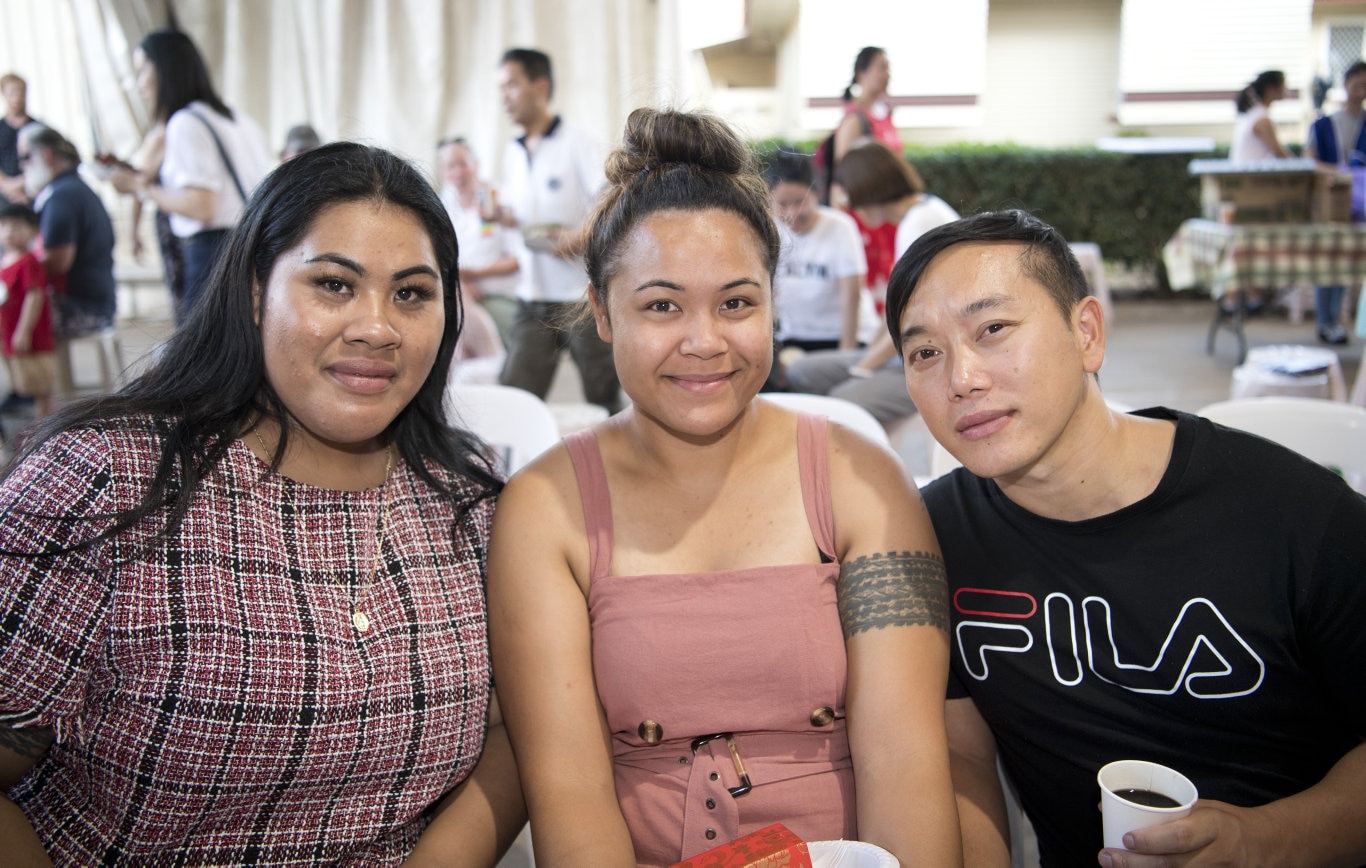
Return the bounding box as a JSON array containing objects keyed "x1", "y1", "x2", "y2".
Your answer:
[{"x1": 760, "y1": 140, "x2": 1204, "y2": 279}]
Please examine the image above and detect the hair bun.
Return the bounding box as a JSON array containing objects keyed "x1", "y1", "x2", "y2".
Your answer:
[{"x1": 604, "y1": 107, "x2": 749, "y2": 185}]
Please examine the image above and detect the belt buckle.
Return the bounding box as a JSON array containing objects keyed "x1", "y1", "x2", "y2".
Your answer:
[{"x1": 690, "y1": 732, "x2": 753, "y2": 798}]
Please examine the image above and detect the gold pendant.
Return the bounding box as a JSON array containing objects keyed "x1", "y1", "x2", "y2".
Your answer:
[{"x1": 352, "y1": 609, "x2": 371, "y2": 633}]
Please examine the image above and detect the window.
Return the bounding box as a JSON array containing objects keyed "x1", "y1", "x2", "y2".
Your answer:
[{"x1": 1327, "y1": 22, "x2": 1364, "y2": 84}]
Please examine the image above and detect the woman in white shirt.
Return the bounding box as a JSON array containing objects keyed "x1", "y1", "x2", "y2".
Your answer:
[
  {"x1": 112, "y1": 29, "x2": 274, "y2": 320},
  {"x1": 1230, "y1": 70, "x2": 1290, "y2": 163}
]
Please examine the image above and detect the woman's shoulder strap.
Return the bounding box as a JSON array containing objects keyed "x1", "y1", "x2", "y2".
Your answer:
[
  {"x1": 563, "y1": 428, "x2": 614, "y2": 582},
  {"x1": 795, "y1": 413, "x2": 837, "y2": 561}
]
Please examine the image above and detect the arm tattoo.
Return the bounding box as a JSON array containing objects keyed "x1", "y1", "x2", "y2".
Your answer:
[
  {"x1": 0, "y1": 725, "x2": 53, "y2": 761},
  {"x1": 838, "y1": 550, "x2": 949, "y2": 639}
]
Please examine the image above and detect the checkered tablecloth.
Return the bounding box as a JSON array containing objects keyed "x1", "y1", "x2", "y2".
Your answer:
[{"x1": 1163, "y1": 219, "x2": 1366, "y2": 297}]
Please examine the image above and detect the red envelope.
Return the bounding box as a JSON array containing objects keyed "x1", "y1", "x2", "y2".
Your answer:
[{"x1": 669, "y1": 822, "x2": 813, "y2": 868}]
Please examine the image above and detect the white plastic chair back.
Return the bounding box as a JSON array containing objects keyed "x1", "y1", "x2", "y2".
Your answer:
[
  {"x1": 760, "y1": 393, "x2": 891, "y2": 448},
  {"x1": 445, "y1": 383, "x2": 561, "y2": 475},
  {"x1": 1197, "y1": 396, "x2": 1366, "y2": 490},
  {"x1": 928, "y1": 438, "x2": 962, "y2": 480}
]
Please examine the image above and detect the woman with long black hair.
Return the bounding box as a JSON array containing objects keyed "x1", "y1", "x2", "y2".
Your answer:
[{"x1": 0, "y1": 142, "x2": 524, "y2": 865}]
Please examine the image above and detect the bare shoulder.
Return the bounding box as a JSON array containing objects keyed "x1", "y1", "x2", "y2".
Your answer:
[
  {"x1": 819, "y1": 417, "x2": 940, "y2": 567},
  {"x1": 829, "y1": 422, "x2": 949, "y2": 638},
  {"x1": 490, "y1": 436, "x2": 597, "y2": 590},
  {"x1": 825, "y1": 420, "x2": 918, "y2": 500},
  {"x1": 836, "y1": 110, "x2": 866, "y2": 138},
  {"x1": 494, "y1": 441, "x2": 583, "y2": 532}
]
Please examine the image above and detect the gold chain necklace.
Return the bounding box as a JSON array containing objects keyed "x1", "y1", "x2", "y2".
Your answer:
[{"x1": 254, "y1": 429, "x2": 393, "y2": 634}]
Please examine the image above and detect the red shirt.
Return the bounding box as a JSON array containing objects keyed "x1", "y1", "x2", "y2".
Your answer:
[
  {"x1": 843, "y1": 103, "x2": 903, "y2": 294},
  {"x1": 0, "y1": 250, "x2": 55, "y2": 355}
]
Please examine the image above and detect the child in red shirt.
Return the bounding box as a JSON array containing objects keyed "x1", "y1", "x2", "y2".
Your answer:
[{"x1": 0, "y1": 203, "x2": 56, "y2": 419}]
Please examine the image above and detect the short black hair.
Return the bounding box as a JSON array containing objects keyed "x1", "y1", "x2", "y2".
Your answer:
[
  {"x1": 885, "y1": 210, "x2": 1088, "y2": 354},
  {"x1": 0, "y1": 202, "x2": 37, "y2": 226},
  {"x1": 501, "y1": 48, "x2": 553, "y2": 97},
  {"x1": 762, "y1": 149, "x2": 815, "y2": 189},
  {"x1": 1346, "y1": 61, "x2": 1366, "y2": 85}
]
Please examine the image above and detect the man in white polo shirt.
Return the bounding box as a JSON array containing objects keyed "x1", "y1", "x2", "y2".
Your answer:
[{"x1": 492, "y1": 48, "x2": 618, "y2": 412}]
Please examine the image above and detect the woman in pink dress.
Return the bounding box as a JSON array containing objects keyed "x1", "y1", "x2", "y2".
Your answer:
[{"x1": 488, "y1": 108, "x2": 961, "y2": 867}]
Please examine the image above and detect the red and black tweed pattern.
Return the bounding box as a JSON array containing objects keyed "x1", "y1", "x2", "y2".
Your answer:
[{"x1": 0, "y1": 422, "x2": 494, "y2": 865}]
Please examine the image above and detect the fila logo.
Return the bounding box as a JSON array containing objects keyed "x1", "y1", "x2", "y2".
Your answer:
[{"x1": 954, "y1": 589, "x2": 1265, "y2": 699}]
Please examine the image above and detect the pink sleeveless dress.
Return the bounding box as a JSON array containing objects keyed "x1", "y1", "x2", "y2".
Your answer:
[{"x1": 566, "y1": 415, "x2": 856, "y2": 867}]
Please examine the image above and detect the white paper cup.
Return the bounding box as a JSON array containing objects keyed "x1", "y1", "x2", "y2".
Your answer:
[
  {"x1": 807, "y1": 840, "x2": 899, "y2": 867},
  {"x1": 1097, "y1": 760, "x2": 1198, "y2": 850}
]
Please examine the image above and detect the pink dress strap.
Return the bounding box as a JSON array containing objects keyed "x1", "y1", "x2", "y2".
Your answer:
[
  {"x1": 565, "y1": 429, "x2": 614, "y2": 583},
  {"x1": 797, "y1": 414, "x2": 837, "y2": 562},
  {"x1": 566, "y1": 414, "x2": 837, "y2": 580}
]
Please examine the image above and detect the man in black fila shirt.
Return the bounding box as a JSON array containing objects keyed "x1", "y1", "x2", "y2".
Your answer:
[{"x1": 888, "y1": 209, "x2": 1366, "y2": 867}]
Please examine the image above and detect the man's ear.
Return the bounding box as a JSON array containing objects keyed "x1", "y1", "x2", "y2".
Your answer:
[{"x1": 1073, "y1": 294, "x2": 1106, "y2": 374}]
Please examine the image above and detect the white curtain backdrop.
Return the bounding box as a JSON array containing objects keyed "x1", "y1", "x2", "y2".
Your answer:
[{"x1": 2, "y1": 0, "x2": 692, "y2": 185}]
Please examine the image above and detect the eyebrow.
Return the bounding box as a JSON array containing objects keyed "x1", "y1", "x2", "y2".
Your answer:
[
  {"x1": 305, "y1": 253, "x2": 439, "y2": 282},
  {"x1": 901, "y1": 292, "x2": 1015, "y2": 342},
  {"x1": 632, "y1": 278, "x2": 763, "y2": 293}
]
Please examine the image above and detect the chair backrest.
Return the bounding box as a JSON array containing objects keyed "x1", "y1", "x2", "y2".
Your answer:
[
  {"x1": 928, "y1": 437, "x2": 962, "y2": 481},
  {"x1": 760, "y1": 393, "x2": 891, "y2": 448},
  {"x1": 1196, "y1": 396, "x2": 1366, "y2": 485},
  {"x1": 445, "y1": 383, "x2": 562, "y2": 475}
]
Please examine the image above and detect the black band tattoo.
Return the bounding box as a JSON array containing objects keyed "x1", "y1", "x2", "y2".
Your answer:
[
  {"x1": 838, "y1": 550, "x2": 949, "y2": 638},
  {"x1": 0, "y1": 725, "x2": 53, "y2": 761}
]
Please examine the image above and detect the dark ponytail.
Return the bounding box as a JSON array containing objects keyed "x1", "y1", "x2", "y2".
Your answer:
[
  {"x1": 842, "y1": 46, "x2": 885, "y2": 102},
  {"x1": 1237, "y1": 70, "x2": 1285, "y2": 113}
]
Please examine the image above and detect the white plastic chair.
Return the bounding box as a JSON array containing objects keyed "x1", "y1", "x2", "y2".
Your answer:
[
  {"x1": 445, "y1": 383, "x2": 562, "y2": 475},
  {"x1": 928, "y1": 437, "x2": 962, "y2": 481},
  {"x1": 760, "y1": 393, "x2": 891, "y2": 448},
  {"x1": 1197, "y1": 396, "x2": 1366, "y2": 490}
]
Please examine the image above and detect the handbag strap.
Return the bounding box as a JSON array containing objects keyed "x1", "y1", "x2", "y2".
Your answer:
[{"x1": 186, "y1": 107, "x2": 248, "y2": 204}]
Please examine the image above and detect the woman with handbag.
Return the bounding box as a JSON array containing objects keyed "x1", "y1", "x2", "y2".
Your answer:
[{"x1": 112, "y1": 28, "x2": 274, "y2": 321}]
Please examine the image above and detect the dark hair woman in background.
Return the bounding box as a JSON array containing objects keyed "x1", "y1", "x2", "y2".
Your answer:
[
  {"x1": 111, "y1": 28, "x2": 275, "y2": 320},
  {"x1": 1230, "y1": 69, "x2": 1290, "y2": 162}
]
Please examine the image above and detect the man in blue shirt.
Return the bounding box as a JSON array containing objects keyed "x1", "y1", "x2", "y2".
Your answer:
[{"x1": 20, "y1": 126, "x2": 116, "y2": 340}]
